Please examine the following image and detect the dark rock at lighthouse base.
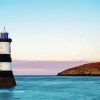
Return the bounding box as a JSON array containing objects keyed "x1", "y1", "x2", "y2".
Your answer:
[
  {"x1": 0, "y1": 71, "x2": 16, "y2": 87},
  {"x1": 57, "y1": 62, "x2": 100, "y2": 76}
]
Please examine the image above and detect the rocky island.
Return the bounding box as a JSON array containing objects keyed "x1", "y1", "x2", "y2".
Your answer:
[{"x1": 58, "y1": 62, "x2": 100, "y2": 76}]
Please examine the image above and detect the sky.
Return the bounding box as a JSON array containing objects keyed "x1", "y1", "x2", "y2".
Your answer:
[
  {"x1": 12, "y1": 60, "x2": 90, "y2": 75},
  {"x1": 0, "y1": 0, "x2": 100, "y2": 61}
]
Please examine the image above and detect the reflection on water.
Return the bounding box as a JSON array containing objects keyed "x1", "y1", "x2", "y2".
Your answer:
[
  {"x1": 0, "y1": 91, "x2": 13, "y2": 100},
  {"x1": 0, "y1": 88, "x2": 15, "y2": 100}
]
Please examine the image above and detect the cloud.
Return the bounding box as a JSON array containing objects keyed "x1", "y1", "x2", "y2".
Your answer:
[{"x1": 13, "y1": 68, "x2": 47, "y2": 75}]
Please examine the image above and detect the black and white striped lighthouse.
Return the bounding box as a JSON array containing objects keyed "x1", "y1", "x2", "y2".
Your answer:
[{"x1": 0, "y1": 27, "x2": 16, "y2": 87}]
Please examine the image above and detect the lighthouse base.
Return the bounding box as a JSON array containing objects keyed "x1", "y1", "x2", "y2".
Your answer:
[{"x1": 0, "y1": 71, "x2": 16, "y2": 87}]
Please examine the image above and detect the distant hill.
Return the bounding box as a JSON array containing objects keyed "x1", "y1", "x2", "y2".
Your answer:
[{"x1": 57, "y1": 62, "x2": 100, "y2": 76}]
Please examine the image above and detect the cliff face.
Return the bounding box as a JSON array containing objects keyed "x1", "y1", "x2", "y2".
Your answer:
[{"x1": 58, "y1": 62, "x2": 100, "y2": 76}]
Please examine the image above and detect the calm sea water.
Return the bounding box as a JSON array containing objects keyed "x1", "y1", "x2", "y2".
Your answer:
[{"x1": 0, "y1": 76, "x2": 100, "y2": 100}]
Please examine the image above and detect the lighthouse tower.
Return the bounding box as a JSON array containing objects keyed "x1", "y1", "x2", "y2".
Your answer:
[{"x1": 0, "y1": 27, "x2": 16, "y2": 87}]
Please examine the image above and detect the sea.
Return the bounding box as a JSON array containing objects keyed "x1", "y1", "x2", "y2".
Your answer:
[{"x1": 0, "y1": 75, "x2": 100, "y2": 100}]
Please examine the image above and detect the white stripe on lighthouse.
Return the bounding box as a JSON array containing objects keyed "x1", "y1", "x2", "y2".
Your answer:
[
  {"x1": 0, "y1": 42, "x2": 11, "y2": 54},
  {"x1": 0, "y1": 62, "x2": 12, "y2": 70}
]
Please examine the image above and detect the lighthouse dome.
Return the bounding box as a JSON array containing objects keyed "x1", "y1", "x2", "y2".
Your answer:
[{"x1": 0, "y1": 27, "x2": 9, "y2": 39}]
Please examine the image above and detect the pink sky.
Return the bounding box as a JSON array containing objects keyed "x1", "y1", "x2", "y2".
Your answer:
[{"x1": 12, "y1": 60, "x2": 90, "y2": 75}]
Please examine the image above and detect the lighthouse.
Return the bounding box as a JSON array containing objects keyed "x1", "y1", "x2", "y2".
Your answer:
[{"x1": 0, "y1": 27, "x2": 16, "y2": 87}]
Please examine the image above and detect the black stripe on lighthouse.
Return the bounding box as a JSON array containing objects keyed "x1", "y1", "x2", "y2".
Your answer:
[
  {"x1": 0, "y1": 38, "x2": 12, "y2": 42},
  {"x1": 0, "y1": 54, "x2": 12, "y2": 62},
  {"x1": 0, "y1": 71, "x2": 13, "y2": 77}
]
